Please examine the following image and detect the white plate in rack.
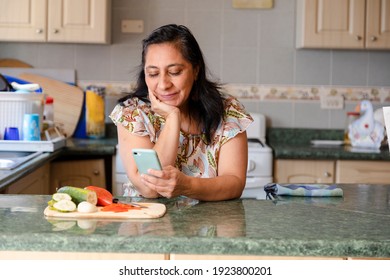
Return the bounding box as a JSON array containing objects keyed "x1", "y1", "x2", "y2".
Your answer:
[{"x1": 310, "y1": 140, "x2": 344, "y2": 146}]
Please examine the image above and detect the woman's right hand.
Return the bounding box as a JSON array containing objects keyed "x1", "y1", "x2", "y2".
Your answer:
[
  {"x1": 148, "y1": 91, "x2": 179, "y2": 119},
  {"x1": 140, "y1": 165, "x2": 188, "y2": 199}
]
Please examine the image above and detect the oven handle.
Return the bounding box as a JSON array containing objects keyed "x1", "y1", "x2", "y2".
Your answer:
[{"x1": 247, "y1": 159, "x2": 255, "y2": 172}]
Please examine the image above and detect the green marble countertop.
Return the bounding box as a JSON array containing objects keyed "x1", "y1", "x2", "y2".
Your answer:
[
  {"x1": 268, "y1": 128, "x2": 390, "y2": 161},
  {"x1": 0, "y1": 184, "x2": 389, "y2": 258}
]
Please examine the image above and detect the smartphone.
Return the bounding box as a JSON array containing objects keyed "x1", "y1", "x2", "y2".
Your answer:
[{"x1": 132, "y1": 149, "x2": 162, "y2": 174}]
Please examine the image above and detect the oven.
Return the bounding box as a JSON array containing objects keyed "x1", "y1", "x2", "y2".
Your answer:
[
  {"x1": 242, "y1": 113, "x2": 273, "y2": 199},
  {"x1": 113, "y1": 113, "x2": 273, "y2": 199}
]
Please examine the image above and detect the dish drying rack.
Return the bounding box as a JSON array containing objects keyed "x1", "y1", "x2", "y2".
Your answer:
[{"x1": 0, "y1": 126, "x2": 66, "y2": 152}]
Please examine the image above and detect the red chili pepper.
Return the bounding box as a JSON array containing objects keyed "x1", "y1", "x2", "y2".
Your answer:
[{"x1": 101, "y1": 203, "x2": 141, "y2": 212}]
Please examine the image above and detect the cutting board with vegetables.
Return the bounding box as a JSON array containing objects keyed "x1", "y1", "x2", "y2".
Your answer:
[
  {"x1": 44, "y1": 203, "x2": 166, "y2": 219},
  {"x1": 18, "y1": 73, "x2": 84, "y2": 138}
]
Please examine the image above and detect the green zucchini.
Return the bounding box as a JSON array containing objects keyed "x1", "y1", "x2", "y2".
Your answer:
[{"x1": 57, "y1": 186, "x2": 98, "y2": 206}]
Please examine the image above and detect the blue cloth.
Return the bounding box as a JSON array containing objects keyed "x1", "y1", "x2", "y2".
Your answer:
[{"x1": 264, "y1": 183, "x2": 343, "y2": 197}]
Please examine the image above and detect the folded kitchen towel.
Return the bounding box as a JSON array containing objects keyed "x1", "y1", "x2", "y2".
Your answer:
[{"x1": 264, "y1": 183, "x2": 343, "y2": 198}]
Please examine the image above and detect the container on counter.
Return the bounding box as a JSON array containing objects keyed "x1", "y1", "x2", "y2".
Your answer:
[
  {"x1": 44, "y1": 96, "x2": 54, "y2": 122},
  {"x1": 42, "y1": 96, "x2": 54, "y2": 132},
  {"x1": 3, "y1": 127, "x2": 20, "y2": 140},
  {"x1": 22, "y1": 113, "x2": 41, "y2": 141},
  {"x1": 0, "y1": 75, "x2": 43, "y2": 140},
  {"x1": 86, "y1": 85, "x2": 106, "y2": 139}
]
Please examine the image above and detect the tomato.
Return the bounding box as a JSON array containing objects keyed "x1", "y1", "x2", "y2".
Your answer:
[
  {"x1": 84, "y1": 186, "x2": 113, "y2": 206},
  {"x1": 101, "y1": 203, "x2": 141, "y2": 212}
]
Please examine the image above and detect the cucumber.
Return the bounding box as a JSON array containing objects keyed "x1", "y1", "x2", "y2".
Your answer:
[
  {"x1": 53, "y1": 199, "x2": 77, "y2": 212},
  {"x1": 57, "y1": 186, "x2": 98, "y2": 206},
  {"x1": 52, "y1": 192, "x2": 72, "y2": 202}
]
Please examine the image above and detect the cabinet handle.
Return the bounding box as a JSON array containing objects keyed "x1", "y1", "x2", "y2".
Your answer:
[
  {"x1": 355, "y1": 35, "x2": 362, "y2": 41},
  {"x1": 324, "y1": 172, "x2": 331, "y2": 178},
  {"x1": 370, "y1": 36, "x2": 377, "y2": 42},
  {"x1": 93, "y1": 170, "x2": 100, "y2": 176},
  {"x1": 53, "y1": 29, "x2": 59, "y2": 34},
  {"x1": 36, "y1": 29, "x2": 43, "y2": 34}
]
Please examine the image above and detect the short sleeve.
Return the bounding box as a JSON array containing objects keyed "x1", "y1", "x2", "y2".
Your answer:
[
  {"x1": 109, "y1": 98, "x2": 158, "y2": 142},
  {"x1": 220, "y1": 94, "x2": 253, "y2": 144}
]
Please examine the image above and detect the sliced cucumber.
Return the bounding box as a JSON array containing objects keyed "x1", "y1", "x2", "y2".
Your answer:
[
  {"x1": 53, "y1": 199, "x2": 77, "y2": 212},
  {"x1": 57, "y1": 186, "x2": 98, "y2": 206},
  {"x1": 52, "y1": 192, "x2": 72, "y2": 202}
]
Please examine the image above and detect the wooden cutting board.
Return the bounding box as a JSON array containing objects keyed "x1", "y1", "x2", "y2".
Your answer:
[
  {"x1": 0, "y1": 58, "x2": 33, "y2": 68},
  {"x1": 19, "y1": 73, "x2": 84, "y2": 138},
  {"x1": 44, "y1": 203, "x2": 167, "y2": 219}
]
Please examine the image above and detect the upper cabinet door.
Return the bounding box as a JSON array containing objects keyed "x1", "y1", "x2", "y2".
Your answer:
[
  {"x1": 366, "y1": 0, "x2": 390, "y2": 49},
  {"x1": 0, "y1": 0, "x2": 47, "y2": 42},
  {"x1": 296, "y1": 0, "x2": 366, "y2": 49},
  {"x1": 48, "y1": 0, "x2": 111, "y2": 43}
]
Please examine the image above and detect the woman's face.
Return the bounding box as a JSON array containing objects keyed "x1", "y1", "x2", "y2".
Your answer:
[{"x1": 144, "y1": 43, "x2": 197, "y2": 109}]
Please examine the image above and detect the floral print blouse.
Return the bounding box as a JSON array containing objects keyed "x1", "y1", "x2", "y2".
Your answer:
[{"x1": 109, "y1": 93, "x2": 253, "y2": 195}]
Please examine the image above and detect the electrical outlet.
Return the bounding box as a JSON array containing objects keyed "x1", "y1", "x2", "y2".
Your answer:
[
  {"x1": 121, "y1": 20, "x2": 144, "y2": 33},
  {"x1": 321, "y1": 95, "x2": 344, "y2": 109}
]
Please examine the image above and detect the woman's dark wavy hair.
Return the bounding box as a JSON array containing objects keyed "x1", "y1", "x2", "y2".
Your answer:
[{"x1": 118, "y1": 24, "x2": 224, "y2": 144}]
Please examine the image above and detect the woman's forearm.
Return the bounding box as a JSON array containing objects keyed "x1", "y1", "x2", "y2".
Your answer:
[
  {"x1": 153, "y1": 111, "x2": 181, "y2": 167},
  {"x1": 183, "y1": 175, "x2": 246, "y2": 201}
]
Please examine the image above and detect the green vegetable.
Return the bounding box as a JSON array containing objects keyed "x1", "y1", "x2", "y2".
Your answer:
[
  {"x1": 47, "y1": 199, "x2": 55, "y2": 207},
  {"x1": 52, "y1": 192, "x2": 72, "y2": 202},
  {"x1": 52, "y1": 199, "x2": 77, "y2": 212},
  {"x1": 57, "y1": 186, "x2": 98, "y2": 206}
]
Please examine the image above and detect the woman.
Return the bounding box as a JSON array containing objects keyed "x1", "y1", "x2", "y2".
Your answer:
[{"x1": 110, "y1": 24, "x2": 253, "y2": 201}]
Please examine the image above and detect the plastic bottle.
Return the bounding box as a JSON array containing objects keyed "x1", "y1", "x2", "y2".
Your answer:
[
  {"x1": 44, "y1": 96, "x2": 54, "y2": 122},
  {"x1": 43, "y1": 96, "x2": 54, "y2": 132}
]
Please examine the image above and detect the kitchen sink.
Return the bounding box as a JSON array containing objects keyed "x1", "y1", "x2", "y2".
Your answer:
[{"x1": 0, "y1": 151, "x2": 43, "y2": 170}]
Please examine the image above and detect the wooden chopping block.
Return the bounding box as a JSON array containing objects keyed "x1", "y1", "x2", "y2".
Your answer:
[
  {"x1": 0, "y1": 58, "x2": 33, "y2": 68},
  {"x1": 44, "y1": 203, "x2": 167, "y2": 219},
  {"x1": 19, "y1": 73, "x2": 84, "y2": 138}
]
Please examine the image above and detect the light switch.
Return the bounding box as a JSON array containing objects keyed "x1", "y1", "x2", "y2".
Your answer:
[
  {"x1": 121, "y1": 20, "x2": 144, "y2": 33},
  {"x1": 232, "y1": 0, "x2": 274, "y2": 9}
]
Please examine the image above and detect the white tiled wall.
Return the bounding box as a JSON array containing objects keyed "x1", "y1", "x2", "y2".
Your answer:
[{"x1": 1, "y1": 0, "x2": 390, "y2": 129}]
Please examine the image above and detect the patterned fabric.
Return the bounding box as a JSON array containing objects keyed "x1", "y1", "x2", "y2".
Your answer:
[{"x1": 110, "y1": 92, "x2": 253, "y2": 182}]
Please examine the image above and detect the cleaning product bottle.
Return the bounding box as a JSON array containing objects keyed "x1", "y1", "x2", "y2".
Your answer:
[{"x1": 43, "y1": 96, "x2": 54, "y2": 131}]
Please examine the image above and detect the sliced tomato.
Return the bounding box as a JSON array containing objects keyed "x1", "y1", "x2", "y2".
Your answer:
[
  {"x1": 85, "y1": 186, "x2": 113, "y2": 206},
  {"x1": 101, "y1": 203, "x2": 141, "y2": 212}
]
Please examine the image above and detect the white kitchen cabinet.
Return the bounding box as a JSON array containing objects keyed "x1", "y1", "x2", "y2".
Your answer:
[
  {"x1": 0, "y1": 0, "x2": 111, "y2": 44},
  {"x1": 296, "y1": 0, "x2": 390, "y2": 49},
  {"x1": 274, "y1": 159, "x2": 335, "y2": 184}
]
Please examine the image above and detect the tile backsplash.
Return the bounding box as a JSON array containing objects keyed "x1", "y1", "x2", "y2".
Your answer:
[{"x1": 79, "y1": 80, "x2": 390, "y2": 130}]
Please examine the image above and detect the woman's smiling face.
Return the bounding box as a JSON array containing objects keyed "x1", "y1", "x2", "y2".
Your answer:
[{"x1": 144, "y1": 43, "x2": 198, "y2": 109}]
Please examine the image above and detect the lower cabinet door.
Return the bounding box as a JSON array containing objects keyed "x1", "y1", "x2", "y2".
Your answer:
[
  {"x1": 6, "y1": 163, "x2": 50, "y2": 194},
  {"x1": 336, "y1": 160, "x2": 390, "y2": 183},
  {"x1": 50, "y1": 159, "x2": 106, "y2": 193},
  {"x1": 274, "y1": 159, "x2": 335, "y2": 184}
]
